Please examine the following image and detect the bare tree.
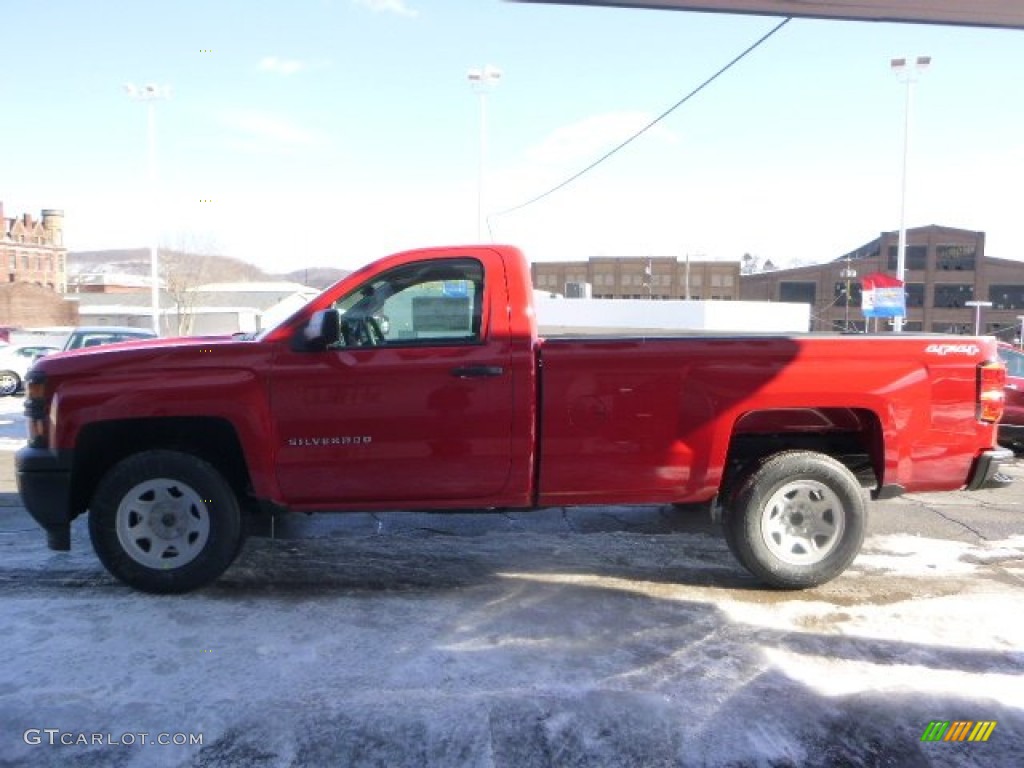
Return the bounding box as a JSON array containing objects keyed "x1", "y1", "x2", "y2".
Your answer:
[
  {"x1": 160, "y1": 234, "x2": 217, "y2": 336},
  {"x1": 741, "y1": 253, "x2": 779, "y2": 275},
  {"x1": 160, "y1": 233, "x2": 273, "y2": 335}
]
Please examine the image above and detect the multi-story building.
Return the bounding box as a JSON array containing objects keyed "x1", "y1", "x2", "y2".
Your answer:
[
  {"x1": 531, "y1": 256, "x2": 740, "y2": 301},
  {"x1": 740, "y1": 225, "x2": 1024, "y2": 336},
  {"x1": 1, "y1": 202, "x2": 67, "y2": 293},
  {"x1": 0, "y1": 203, "x2": 74, "y2": 326}
]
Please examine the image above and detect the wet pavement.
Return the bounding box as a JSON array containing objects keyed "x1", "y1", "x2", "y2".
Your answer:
[{"x1": 1, "y1": 446, "x2": 1022, "y2": 767}]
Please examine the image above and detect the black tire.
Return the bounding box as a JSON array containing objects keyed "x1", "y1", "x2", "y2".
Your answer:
[
  {"x1": 88, "y1": 450, "x2": 243, "y2": 594},
  {"x1": 723, "y1": 450, "x2": 866, "y2": 589},
  {"x1": 0, "y1": 370, "x2": 20, "y2": 397}
]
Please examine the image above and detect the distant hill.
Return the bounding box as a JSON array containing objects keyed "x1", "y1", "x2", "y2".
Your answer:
[
  {"x1": 276, "y1": 267, "x2": 350, "y2": 290},
  {"x1": 70, "y1": 249, "x2": 269, "y2": 283},
  {"x1": 69, "y1": 250, "x2": 349, "y2": 289}
]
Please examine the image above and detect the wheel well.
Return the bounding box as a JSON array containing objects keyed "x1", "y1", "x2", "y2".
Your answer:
[
  {"x1": 71, "y1": 417, "x2": 252, "y2": 516},
  {"x1": 725, "y1": 408, "x2": 883, "y2": 495}
]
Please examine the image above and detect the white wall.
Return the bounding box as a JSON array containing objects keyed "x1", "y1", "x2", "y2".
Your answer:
[{"x1": 535, "y1": 297, "x2": 810, "y2": 335}]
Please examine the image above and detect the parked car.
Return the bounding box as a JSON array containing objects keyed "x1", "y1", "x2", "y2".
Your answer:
[
  {"x1": 61, "y1": 326, "x2": 157, "y2": 352},
  {"x1": 0, "y1": 344, "x2": 59, "y2": 396},
  {"x1": 997, "y1": 343, "x2": 1024, "y2": 451}
]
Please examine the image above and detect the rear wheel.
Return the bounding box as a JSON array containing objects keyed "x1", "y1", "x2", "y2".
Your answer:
[
  {"x1": 723, "y1": 450, "x2": 866, "y2": 589},
  {"x1": 0, "y1": 370, "x2": 20, "y2": 396},
  {"x1": 88, "y1": 450, "x2": 243, "y2": 593}
]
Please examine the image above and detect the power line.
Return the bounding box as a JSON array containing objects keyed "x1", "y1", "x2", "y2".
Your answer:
[{"x1": 490, "y1": 16, "x2": 792, "y2": 227}]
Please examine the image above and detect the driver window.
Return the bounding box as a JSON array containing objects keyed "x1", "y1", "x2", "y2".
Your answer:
[{"x1": 330, "y1": 258, "x2": 484, "y2": 348}]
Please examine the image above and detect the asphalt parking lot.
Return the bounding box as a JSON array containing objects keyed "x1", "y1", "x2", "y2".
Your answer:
[{"x1": 0, "y1": 400, "x2": 1021, "y2": 766}]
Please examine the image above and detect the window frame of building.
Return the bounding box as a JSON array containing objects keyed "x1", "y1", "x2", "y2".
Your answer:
[
  {"x1": 989, "y1": 285, "x2": 1024, "y2": 311},
  {"x1": 905, "y1": 283, "x2": 925, "y2": 308},
  {"x1": 834, "y1": 280, "x2": 864, "y2": 307},
  {"x1": 887, "y1": 244, "x2": 928, "y2": 271},
  {"x1": 779, "y1": 281, "x2": 817, "y2": 304},
  {"x1": 936, "y1": 244, "x2": 976, "y2": 272},
  {"x1": 933, "y1": 283, "x2": 974, "y2": 309}
]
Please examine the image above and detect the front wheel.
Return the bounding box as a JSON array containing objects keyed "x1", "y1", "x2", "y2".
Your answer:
[
  {"x1": 723, "y1": 450, "x2": 866, "y2": 589},
  {"x1": 0, "y1": 370, "x2": 20, "y2": 396},
  {"x1": 88, "y1": 450, "x2": 244, "y2": 593}
]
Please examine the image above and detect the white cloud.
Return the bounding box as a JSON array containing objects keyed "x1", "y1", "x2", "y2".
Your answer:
[
  {"x1": 219, "y1": 110, "x2": 322, "y2": 153},
  {"x1": 352, "y1": 0, "x2": 418, "y2": 18},
  {"x1": 523, "y1": 112, "x2": 677, "y2": 169},
  {"x1": 258, "y1": 56, "x2": 306, "y2": 76},
  {"x1": 485, "y1": 112, "x2": 682, "y2": 234}
]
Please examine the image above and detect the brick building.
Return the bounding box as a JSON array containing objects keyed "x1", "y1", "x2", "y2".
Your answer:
[
  {"x1": 745, "y1": 228, "x2": 1024, "y2": 335},
  {"x1": 0, "y1": 203, "x2": 75, "y2": 327},
  {"x1": 531, "y1": 256, "x2": 740, "y2": 301},
  {"x1": 740, "y1": 225, "x2": 1024, "y2": 336},
  {"x1": 0, "y1": 282, "x2": 78, "y2": 327},
  {"x1": 1, "y1": 203, "x2": 68, "y2": 292},
  {"x1": 530, "y1": 227, "x2": 1024, "y2": 337}
]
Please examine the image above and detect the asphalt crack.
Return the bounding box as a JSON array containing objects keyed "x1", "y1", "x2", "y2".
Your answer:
[{"x1": 901, "y1": 495, "x2": 990, "y2": 541}]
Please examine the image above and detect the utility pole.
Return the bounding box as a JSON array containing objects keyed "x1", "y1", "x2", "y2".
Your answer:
[{"x1": 840, "y1": 256, "x2": 857, "y2": 332}]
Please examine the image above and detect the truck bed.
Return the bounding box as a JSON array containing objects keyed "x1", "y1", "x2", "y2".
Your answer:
[{"x1": 535, "y1": 333, "x2": 991, "y2": 505}]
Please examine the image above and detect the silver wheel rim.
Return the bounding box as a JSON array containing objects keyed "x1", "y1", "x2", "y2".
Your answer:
[
  {"x1": 0, "y1": 373, "x2": 17, "y2": 395},
  {"x1": 115, "y1": 478, "x2": 211, "y2": 569},
  {"x1": 760, "y1": 479, "x2": 845, "y2": 565}
]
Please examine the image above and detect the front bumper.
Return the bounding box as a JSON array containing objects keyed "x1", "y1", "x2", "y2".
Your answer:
[
  {"x1": 965, "y1": 448, "x2": 1014, "y2": 491},
  {"x1": 15, "y1": 446, "x2": 74, "y2": 550}
]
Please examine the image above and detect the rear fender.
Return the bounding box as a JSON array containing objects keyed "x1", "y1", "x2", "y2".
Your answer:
[{"x1": 724, "y1": 407, "x2": 884, "y2": 495}]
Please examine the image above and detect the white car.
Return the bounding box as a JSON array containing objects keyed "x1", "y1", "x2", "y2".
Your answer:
[{"x1": 0, "y1": 344, "x2": 59, "y2": 396}]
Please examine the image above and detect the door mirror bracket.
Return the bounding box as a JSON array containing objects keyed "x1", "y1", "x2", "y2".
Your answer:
[{"x1": 293, "y1": 309, "x2": 341, "y2": 351}]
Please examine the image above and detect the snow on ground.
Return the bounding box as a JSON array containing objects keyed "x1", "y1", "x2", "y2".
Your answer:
[
  {"x1": 0, "y1": 394, "x2": 25, "y2": 451},
  {"x1": 1, "y1": 395, "x2": 1022, "y2": 765},
  {"x1": 1, "y1": 502, "x2": 1022, "y2": 767}
]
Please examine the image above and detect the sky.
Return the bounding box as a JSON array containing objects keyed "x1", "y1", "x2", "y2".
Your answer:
[{"x1": 2, "y1": 0, "x2": 1023, "y2": 274}]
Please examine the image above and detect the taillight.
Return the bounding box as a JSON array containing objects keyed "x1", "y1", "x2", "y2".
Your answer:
[{"x1": 977, "y1": 361, "x2": 1006, "y2": 423}]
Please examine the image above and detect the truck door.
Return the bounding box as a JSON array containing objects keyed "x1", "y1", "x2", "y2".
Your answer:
[{"x1": 270, "y1": 255, "x2": 515, "y2": 504}]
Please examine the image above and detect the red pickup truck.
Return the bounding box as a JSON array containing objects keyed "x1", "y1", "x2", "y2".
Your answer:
[{"x1": 16, "y1": 245, "x2": 1012, "y2": 593}]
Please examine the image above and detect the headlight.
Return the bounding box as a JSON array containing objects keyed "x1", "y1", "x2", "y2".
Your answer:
[{"x1": 24, "y1": 373, "x2": 49, "y2": 449}]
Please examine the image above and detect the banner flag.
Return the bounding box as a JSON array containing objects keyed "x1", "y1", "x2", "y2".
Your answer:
[{"x1": 861, "y1": 273, "x2": 906, "y2": 318}]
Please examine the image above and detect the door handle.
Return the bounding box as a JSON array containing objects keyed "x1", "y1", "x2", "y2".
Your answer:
[{"x1": 451, "y1": 365, "x2": 504, "y2": 379}]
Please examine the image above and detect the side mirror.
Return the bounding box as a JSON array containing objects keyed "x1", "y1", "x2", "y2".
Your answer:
[{"x1": 294, "y1": 309, "x2": 340, "y2": 351}]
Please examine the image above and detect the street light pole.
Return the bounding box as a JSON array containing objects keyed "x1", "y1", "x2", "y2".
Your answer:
[
  {"x1": 890, "y1": 55, "x2": 930, "y2": 334},
  {"x1": 966, "y1": 300, "x2": 993, "y2": 335},
  {"x1": 125, "y1": 82, "x2": 170, "y2": 335},
  {"x1": 467, "y1": 65, "x2": 501, "y2": 242}
]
